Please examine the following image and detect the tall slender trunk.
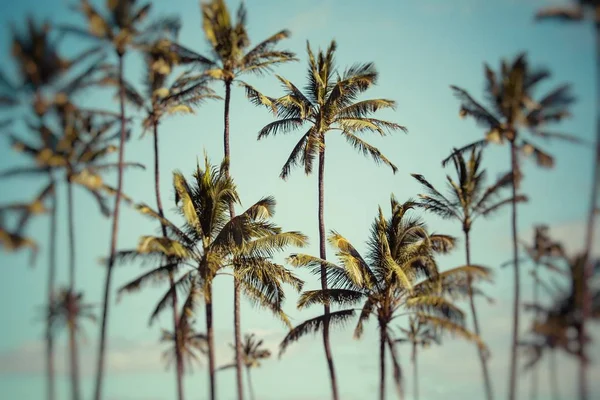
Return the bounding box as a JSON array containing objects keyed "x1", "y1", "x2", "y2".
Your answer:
[
  {"x1": 531, "y1": 261, "x2": 539, "y2": 400},
  {"x1": 206, "y1": 289, "x2": 216, "y2": 400},
  {"x1": 579, "y1": 22, "x2": 600, "y2": 400},
  {"x1": 412, "y1": 344, "x2": 418, "y2": 400},
  {"x1": 465, "y1": 229, "x2": 493, "y2": 400},
  {"x1": 508, "y1": 141, "x2": 521, "y2": 400},
  {"x1": 550, "y1": 350, "x2": 559, "y2": 400},
  {"x1": 94, "y1": 52, "x2": 127, "y2": 400},
  {"x1": 246, "y1": 367, "x2": 255, "y2": 400},
  {"x1": 153, "y1": 121, "x2": 183, "y2": 400},
  {"x1": 319, "y1": 136, "x2": 339, "y2": 400},
  {"x1": 379, "y1": 325, "x2": 387, "y2": 400},
  {"x1": 385, "y1": 335, "x2": 404, "y2": 400},
  {"x1": 222, "y1": 78, "x2": 244, "y2": 400},
  {"x1": 67, "y1": 179, "x2": 80, "y2": 400},
  {"x1": 46, "y1": 175, "x2": 56, "y2": 400}
]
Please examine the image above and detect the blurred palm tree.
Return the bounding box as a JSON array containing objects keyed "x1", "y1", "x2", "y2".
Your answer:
[
  {"x1": 48, "y1": 288, "x2": 96, "y2": 400},
  {"x1": 280, "y1": 197, "x2": 488, "y2": 400},
  {"x1": 412, "y1": 147, "x2": 520, "y2": 400},
  {"x1": 114, "y1": 156, "x2": 304, "y2": 400},
  {"x1": 1, "y1": 18, "x2": 103, "y2": 400},
  {"x1": 60, "y1": 4, "x2": 180, "y2": 396},
  {"x1": 446, "y1": 53, "x2": 576, "y2": 400},
  {"x1": 219, "y1": 333, "x2": 273, "y2": 400},
  {"x1": 115, "y1": 36, "x2": 218, "y2": 400},
  {"x1": 519, "y1": 225, "x2": 565, "y2": 400},
  {"x1": 160, "y1": 319, "x2": 208, "y2": 374},
  {"x1": 248, "y1": 40, "x2": 405, "y2": 400},
  {"x1": 200, "y1": 2, "x2": 296, "y2": 396},
  {"x1": 394, "y1": 316, "x2": 440, "y2": 400},
  {"x1": 536, "y1": 3, "x2": 600, "y2": 399}
]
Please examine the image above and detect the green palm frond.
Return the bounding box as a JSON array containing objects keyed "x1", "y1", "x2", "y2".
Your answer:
[
  {"x1": 279, "y1": 309, "x2": 355, "y2": 356},
  {"x1": 297, "y1": 289, "x2": 364, "y2": 310}
]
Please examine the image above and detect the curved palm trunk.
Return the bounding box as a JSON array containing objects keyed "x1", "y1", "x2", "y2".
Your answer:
[
  {"x1": 412, "y1": 343, "x2": 418, "y2": 400},
  {"x1": 94, "y1": 52, "x2": 127, "y2": 400},
  {"x1": 385, "y1": 335, "x2": 404, "y2": 400},
  {"x1": 246, "y1": 367, "x2": 255, "y2": 400},
  {"x1": 67, "y1": 180, "x2": 80, "y2": 400},
  {"x1": 46, "y1": 175, "x2": 57, "y2": 400},
  {"x1": 222, "y1": 78, "x2": 245, "y2": 400},
  {"x1": 531, "y1": 261, "x2": 539, "y2": 400},
  {"x1": 579, "y1": 22, "x2": 600, "y2": 400},
  {"x1": 465, "y1": 229, "x2": 493, "y2": 400},
  {"x1": 379, "y1": 325, "x2": 387, "y2": 400},
  {"x1": 153, "y1": 122, "x2": 184, "y2": 400},
  {"x1": 206, "y1": 289, "x2": 216, "y2": 400},
  {"x1": 550, "y1": 350, "x2": 559, "y2": 400},
  {"x1": 319, "y1": 138, "x2": 339, "y2": 400},
  {"x1": 508, "y1": 141, "x2": 521, "y2": 400}
]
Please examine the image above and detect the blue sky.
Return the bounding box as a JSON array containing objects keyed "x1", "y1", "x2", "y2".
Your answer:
[{"x1": 0, "y1": 0, "x2": 598, "y2": 399}]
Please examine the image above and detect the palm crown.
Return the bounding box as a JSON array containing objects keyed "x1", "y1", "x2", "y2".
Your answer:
[
  {"x1": 246, "y1": 41, "x2": 406, "y2": 179},
  {"x1": 413, "y1": 147, "x2": 523, "y2": 232},
  {"x1": 446, "y1": 53, "x2": 576, "y2": 183},
  {"x1": 200, "y1": 0, "x2": 296, "y2": 83}
]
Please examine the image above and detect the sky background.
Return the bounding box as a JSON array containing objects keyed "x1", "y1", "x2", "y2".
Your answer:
[{"x1": 0, "y1": 0, "x2": 598, "y2": 399}]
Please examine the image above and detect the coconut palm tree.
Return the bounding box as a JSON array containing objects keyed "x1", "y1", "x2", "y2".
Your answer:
[
  {"x1": 219, "y1": 333, "x2": 273, "y2": 400},
  {"x1": 60, "y1": 4, "x2": 180, "y2": 396},
  {"x1": 280, "y1": 197, "x2": 489, "y2": 400},
  {"x1": 160, "y1": 319, "x2": 208, "y2": 373},
  {"x1": 519, "y1": 225, "x2": 565, "y2": 400},
  {"x1": 200, "y1": 2, "x2": 296, "y2": 395},
  {"x1": 1, "y1": 21, "x2": 102, "y2": 399},
  {"x1": 411, "y1": 147, "x2": 522, "y2": 400},
  {"x1": 113, "y1": 37, "x2": 217, "y2": 400},
  {"x1": 536, "y1": 4, "x2": 600, "y2": 399},
  {"x1": 247, "y1": 40, "x2": 405, "y2": 400},
  {"x1": 445, "y1": 54, "x2": 576, "y2": 400},
  {"x1": 394, "y1": 316, "x2": 439, "y2": 400},
  {"x1": 114, "y1": 156, "x2": 305, "y2": 400},
  {"x1": 48, "y1": 288, "x2": 96, "y2": 400}
]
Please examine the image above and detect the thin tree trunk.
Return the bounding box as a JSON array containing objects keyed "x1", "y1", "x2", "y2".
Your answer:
[
  {"x1": 379, "y1": 326, "x2": 387, "y2": 400},
  {"x1": 412, "y1": 344, "x2": 418, "y2": 400},
  {"x1": 465, "y1": 229, "x2": 493, "y2": 400},
  {"x1": 385, "y1": 335, "x2": 404, "y2": 400},
  {"x1": 319, "y1": 136, "x2": 339, "y2": 400},
  {"x1": 579, "y1": 22, "x2": 600, "y2": 400},
  {"x1": 531, "y1": 261, "x2": 539, "y2": 400},
  {"x1": 46, "y1": 174, "x2": 56, "y2": 400},
  {"x1": 67, "y1": 179, "x2": 80, "y2": 400},
  {"x1": 550, "y1": 350, "x2": 559, "y2": 400},
  {"x1": 153, "y1": 121, "x2": 184, "y2": 400},
  {"x1": 94, "y1": 52, "x2": 127, "y2": 400},
  {"x1": 508, "y1": 141, "x2": 521, "y2": 400},
  {"x1": 206, "y1": 291, "x2": 216, "y2": 400},
  {"x1": 246, "y1": 367, "x2": 255, "y2": 400},
  {"x1": 222, "y1": 78, "x2": 244, "y2": 400}
]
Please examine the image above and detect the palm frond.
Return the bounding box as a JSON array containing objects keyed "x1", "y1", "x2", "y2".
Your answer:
[
  {"x1": 297, "y1": 289, "x2": 364, "y2": 310},
  {"x1": 279, "y1": 309, "x2": 355, "y2": 356}
]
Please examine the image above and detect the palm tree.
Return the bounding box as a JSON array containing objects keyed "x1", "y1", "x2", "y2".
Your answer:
[
  {"x1": 117, "y1": 36, "x2": 217, "y2": 400},
  {"x1": 48, "y1": 288, "x2": 96, "y2": 400},
  {"x1": 247, "y1": 40, "x2": 405, "y2": 400},
  {"x1": 2, "y1": 20, "x2": 101, "y2": 400},
  {"x1": 280, "y1": 197, "x2": 489, "y2": 400},
  {"x1": 446, "y1": 54, "x2": 576, "y2": 400},
  {"x1": 61, "y1": 4, "x2": 180, "y2": 397},
  {"x1": 411, "y1": 147, "x2": 522, "y2": 400},
  {"x1": 114, "y1": 156, "x2": 305, "y2": 400},
  {"x1": 219, "y1": 333, "x2": 273, "y2": 400},
  {"x1": 535, "y1": 4, "x2": 600, "y2": 399},
  {"x1": 519, "y1": 225, "x2": 565, "y2": 400},
  {"x1": 160, "y1": 319, "x2": 208, "y2": 373},
  {"x1": 394, "y1": 317, "x2": 439, "y2": 400},
  {"x1": 200, "y1": 2, "x2": 296, "y2": 395}
]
